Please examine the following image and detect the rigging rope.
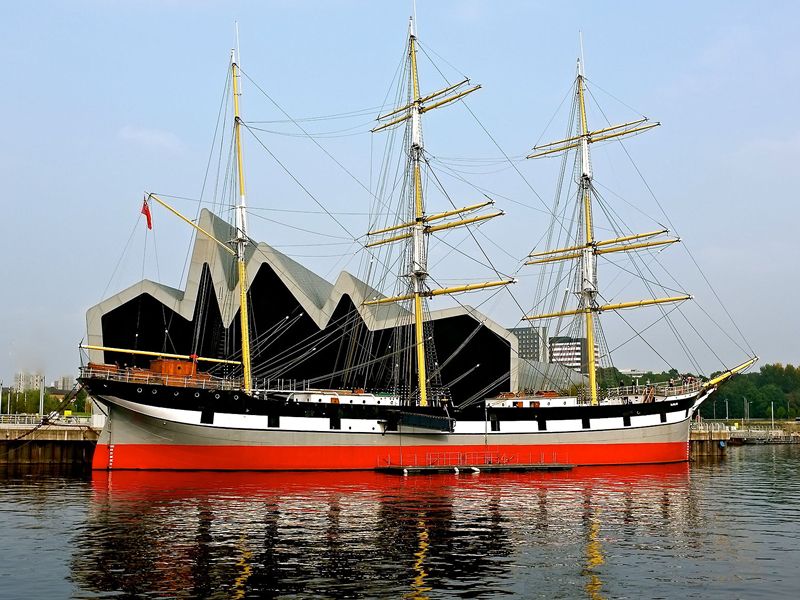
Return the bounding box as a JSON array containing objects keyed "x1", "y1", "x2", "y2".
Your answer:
[{"x1": 587, "y1": 85, "x2": 756, "y2": 360}]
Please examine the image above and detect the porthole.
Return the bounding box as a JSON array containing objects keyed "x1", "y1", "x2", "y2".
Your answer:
[
  {"x1": 152, "y1": 389, "x2": 158, "y2": 395},
  {"x1": 362, "y1": 400, "x2": 366, "y2": 404},
  {"x1": 173, "y1": 392, "x2": 179, "y2": 397},
  {"x1": 233, "y1": 395, "x2": 239, "y2": 400},
  {"x1": 214, "y1": 393, "x2": 220, "y2": 399},
  {"x1": 136, "y1": 387, "x2": 142, "y2": 393},
  {"x1": 194, "y1": 392, "x2": 200, "y2": 398}
]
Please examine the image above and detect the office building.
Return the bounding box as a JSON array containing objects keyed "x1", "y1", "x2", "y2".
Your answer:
[{"x1": 509, "y1": 326, "x2": 548, "y2": 362}]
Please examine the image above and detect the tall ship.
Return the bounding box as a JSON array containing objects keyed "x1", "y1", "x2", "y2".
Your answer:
[{"x1": 79, "y1": 21, "x2": 755, "y2": 470}]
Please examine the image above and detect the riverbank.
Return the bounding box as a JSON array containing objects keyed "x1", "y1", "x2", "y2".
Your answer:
[{"x1": 0, "y1": 418, "x2": 98, "y2": 465}]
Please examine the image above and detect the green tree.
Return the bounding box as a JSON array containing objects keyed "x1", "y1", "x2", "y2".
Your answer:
[{"x1": 702, "y1": 363, "x2": 800, "y2": 419}]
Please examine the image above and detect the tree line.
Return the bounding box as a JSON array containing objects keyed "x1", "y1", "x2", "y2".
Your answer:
[
  {"x1": 0, "y1": 388, "x2": 88, "y2": 414},
  {"x1": 699, "y1": 363, "x2": 799, "y2": 420}
]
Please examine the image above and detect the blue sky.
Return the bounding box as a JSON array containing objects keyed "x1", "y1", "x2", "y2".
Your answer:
[{"x1": 1, "y1": 0, "x2": 797, "y2": 384}]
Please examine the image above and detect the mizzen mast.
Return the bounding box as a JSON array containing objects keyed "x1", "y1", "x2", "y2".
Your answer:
[
  {"x1": 231, "y1": 47, "x2": 253, "y2": 394},
  {"x1": 525, "y1": 53, "x2": 688, "y2": 405},
  {"x1": 366, "y1": 17, "x2": 513, "y2": 406}
]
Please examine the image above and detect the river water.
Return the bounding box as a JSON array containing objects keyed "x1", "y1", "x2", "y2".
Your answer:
[{"x1": 1, "y1": 445, "x2": 799, "y2": 599}]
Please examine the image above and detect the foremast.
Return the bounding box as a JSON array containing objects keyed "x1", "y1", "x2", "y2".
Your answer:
[
  {"x1": 85, "y1": 51, "x2": 254, "y2": 390},
  {"x1": 525, "y1": 56, "x2": 688, "y2": 405},
  {"x1": 231, "y1": 48, "x2": 253, "y2": 394},
  {"x1": 365, "y1": 18, "x2": 514, "y2": 406}
]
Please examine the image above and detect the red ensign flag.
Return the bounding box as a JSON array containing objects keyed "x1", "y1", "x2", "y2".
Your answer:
[{"x1": 141, "y1": 199, "x2": 153, "y2": 230}]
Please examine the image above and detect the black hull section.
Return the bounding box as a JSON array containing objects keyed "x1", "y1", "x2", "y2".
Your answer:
[{"x1": 82, "y1": 377, "x2": 697, "y2": 424}]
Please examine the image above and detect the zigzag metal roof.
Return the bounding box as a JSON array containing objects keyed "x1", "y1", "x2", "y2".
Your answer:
[{"x1": 86, "y1": 209, "x2": 580, "y2": 391}]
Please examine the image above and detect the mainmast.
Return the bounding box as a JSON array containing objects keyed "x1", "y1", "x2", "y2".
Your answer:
[
  {"x1": 366, "y1": 17, "x2": 514, "y2": 406},
  {"x1": 408, "y1": 19, "x2": 428, "y2": 407},
  {"x1": 231, "y1": 48, "x2": 253, "y2": 394},
  {"x1": 525, "y1": 52, "x2": 688, "y2": 405},
  {"x1": 576, "y1": 58, "x2": 599, "y2": 405}
]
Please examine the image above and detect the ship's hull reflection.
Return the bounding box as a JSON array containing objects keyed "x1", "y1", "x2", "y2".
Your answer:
[{"x1": 75, "y1": 465, "x2": 695, "y2": 599}]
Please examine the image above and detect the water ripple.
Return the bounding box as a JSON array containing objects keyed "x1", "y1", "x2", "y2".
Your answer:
[{"x1": 1, "y1": 446, "x2": 799, "y2": 598}]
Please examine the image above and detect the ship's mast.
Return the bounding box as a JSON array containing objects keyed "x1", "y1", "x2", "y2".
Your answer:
[
  {"x1": 366, "y1": 17, "x2": 514, "y2": 406},
  {"x1": 231, "y1": 48, "x2": 253, "y2": 394},
  {"x1": 408, "y1": 18, "x2": 429, "y2": 407},
  {"x1": 576, "y1": 58, "x2": 599, "y2": 405},
  {"x1": 525, "y1": 49, "x2": 692, "y2": 405}
]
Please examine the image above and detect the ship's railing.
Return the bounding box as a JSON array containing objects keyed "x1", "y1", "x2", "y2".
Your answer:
[
  {"x1": 79, "y1": 366, "x2": 242, "y2": 391},
  {"x1": 256, "y1": 378, "x2": 311, "y2": 392},
  {"x1": 605, "y1": 379, "x2": 703, "y2": 401}
]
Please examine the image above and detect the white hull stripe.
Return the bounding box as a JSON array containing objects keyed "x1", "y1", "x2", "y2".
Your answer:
[{"x1": 101, "y1": 394, "x2": 702, "y2": 436}]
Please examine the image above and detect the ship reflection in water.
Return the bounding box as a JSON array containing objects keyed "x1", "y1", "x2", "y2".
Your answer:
[{"x1": 71, "y1": 464, "x2": 702, "y2": 599}]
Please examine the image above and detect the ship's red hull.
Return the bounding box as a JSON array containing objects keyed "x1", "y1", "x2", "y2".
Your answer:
[{"x1": 92, "y1": 440, "x2": 689, "y2": 470}]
